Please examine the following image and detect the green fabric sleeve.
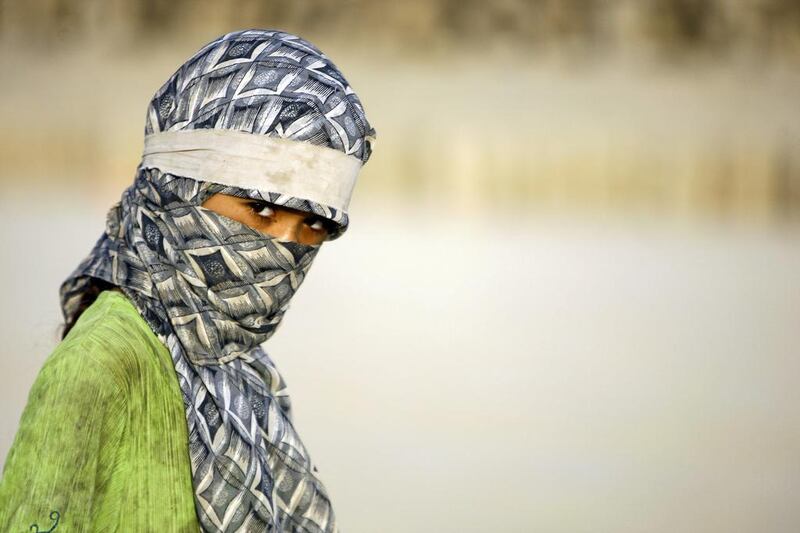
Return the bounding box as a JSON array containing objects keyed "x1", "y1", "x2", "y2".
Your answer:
[{"x1": 0, "y1": 332, "x2": 127, "y2": 531}]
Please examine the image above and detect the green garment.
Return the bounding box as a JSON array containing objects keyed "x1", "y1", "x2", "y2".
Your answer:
[{"x1": 0, "y1": 290, "x2": 201, "y2": 532}]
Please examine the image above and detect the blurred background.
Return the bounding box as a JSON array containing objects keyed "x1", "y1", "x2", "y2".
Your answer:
[{"x1": 1, "y1": 1, "x2": 799, "y2": 531}]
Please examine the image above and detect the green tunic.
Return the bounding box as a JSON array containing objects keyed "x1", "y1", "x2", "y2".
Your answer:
[{"x1": 0, "y1": 289, "x2": 201, "y2": 531}]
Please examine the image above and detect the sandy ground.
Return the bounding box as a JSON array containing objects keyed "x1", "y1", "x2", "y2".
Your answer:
[{"x1": 0, "y1": 188, "x2": 798, "y2": 532}]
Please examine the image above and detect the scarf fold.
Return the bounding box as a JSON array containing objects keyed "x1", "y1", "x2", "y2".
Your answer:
[
  {"x1": 61, "y1": 168, "x2": 333, "y2": 531},
  {"x1": 59, "y1": 29, "x2": 375, "y2": 533}
]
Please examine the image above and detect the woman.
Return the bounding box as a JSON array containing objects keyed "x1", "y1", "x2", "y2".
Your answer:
[{"x1": 0, "y1": 29, "x2": 375, "y2": 532}]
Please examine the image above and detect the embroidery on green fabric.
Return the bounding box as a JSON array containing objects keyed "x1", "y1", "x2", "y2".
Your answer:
[{"x1": 28, "y1": 510, "x2": 60, "y2": 532}]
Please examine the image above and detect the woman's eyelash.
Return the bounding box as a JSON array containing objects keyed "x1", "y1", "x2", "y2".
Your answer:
[
  {"x1": 306, "y1": 218, "x2": 325, "y2": 231},
  {"x1": 247, "y1": 201, "x2": 333, "y2": 233},
  {"x1": 248, "y1": 202, "x2": 274, "y2": 217},
  {"x1": 307, "y1": 217, "x2": 335, "y2": 233}
]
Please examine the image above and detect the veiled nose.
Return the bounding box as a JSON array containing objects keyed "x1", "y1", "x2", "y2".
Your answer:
[{"x1": 267, "y1": 212, "x2": 304, "y2": 243}]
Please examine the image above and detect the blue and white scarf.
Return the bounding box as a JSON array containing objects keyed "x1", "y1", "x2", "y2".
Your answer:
[{"x1": 59, "y1": 29, "x2": 375, "y2": 532}]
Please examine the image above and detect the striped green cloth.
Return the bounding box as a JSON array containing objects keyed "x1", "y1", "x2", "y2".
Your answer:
[{"x1": 0, "y1": 290, "x2": 200, "y2": 531}]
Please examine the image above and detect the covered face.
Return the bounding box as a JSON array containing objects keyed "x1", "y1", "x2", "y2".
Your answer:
[
  {"x1": 145, "y1": 27, "x2": 376, "y2": 239},
  {"x1": 59, "y1": 29, "x2": 375, "y2": 533}
]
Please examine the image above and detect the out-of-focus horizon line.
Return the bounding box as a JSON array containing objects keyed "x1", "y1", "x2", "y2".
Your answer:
[
  {"x1": 1, "y1": 0, "x2": 798, "y2": 224},
  {"x1": 1, "y1": 0, "x2": 799, "y2": 66}
]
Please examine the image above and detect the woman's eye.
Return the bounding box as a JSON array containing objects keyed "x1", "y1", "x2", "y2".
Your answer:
[
  {"x1": 249, "y1": 202, "x2": 275, "y2": 218},
  {"x1": 307, "y1": 218, "x2": 325, "y2": 231}
]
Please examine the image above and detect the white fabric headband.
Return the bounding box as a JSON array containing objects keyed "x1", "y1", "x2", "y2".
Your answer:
[{"x1": 140, "y1": 129, "x2": 363, "y2": 212}]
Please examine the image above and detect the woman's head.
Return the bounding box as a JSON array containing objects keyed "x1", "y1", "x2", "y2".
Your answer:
[
  {"x1": 60, "y1": 28, "x2": 376, "y2": 343},
  {"x1": 142, "y1": 28, "x2": 376, "y2": 240}
]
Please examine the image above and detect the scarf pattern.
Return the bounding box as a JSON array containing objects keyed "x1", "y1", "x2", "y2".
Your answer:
[
  {"x1": 146, "y1": 28, "x2": 376, "y2": 239},
  {"x1": 61, "y1": 168, "x2": 336, "y2": 531},
  {"x1": 60, "y1": 29, "x2": 375, "y2": 532}
]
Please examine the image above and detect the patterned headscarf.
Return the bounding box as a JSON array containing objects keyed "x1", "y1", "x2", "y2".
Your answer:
[{"x1": 59, "y1": 29, "x2": 375, "y2": 532}]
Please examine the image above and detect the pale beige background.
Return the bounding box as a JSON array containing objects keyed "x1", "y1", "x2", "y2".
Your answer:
[{"x1": 1, "y1": 2, "x2": 799, "y2": 532}]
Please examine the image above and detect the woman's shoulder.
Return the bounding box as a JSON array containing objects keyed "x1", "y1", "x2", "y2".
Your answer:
[{"x1": 46, "y1": 290, "x2": 170, "y2": 389}]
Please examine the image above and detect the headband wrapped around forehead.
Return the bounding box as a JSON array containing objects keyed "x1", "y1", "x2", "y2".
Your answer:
[{"x1": 141, "y1": 28, "x2": 376, "y2": 238}]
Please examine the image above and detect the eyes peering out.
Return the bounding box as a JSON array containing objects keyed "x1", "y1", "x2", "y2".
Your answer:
[{"x1": 200, "y1": 193, "x2": 337, "y2": 245}]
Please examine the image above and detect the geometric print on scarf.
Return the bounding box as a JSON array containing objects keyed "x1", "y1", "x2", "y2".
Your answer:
[
  {"x1": 59, "y1": 26, "x2": 378, "y2": 532},
  {"x1": 145, "y1": 29, "x2": 377, "y2": 239},
  {"x1": 60, "y1": 166, "x2": 339, "y2": 532}
]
